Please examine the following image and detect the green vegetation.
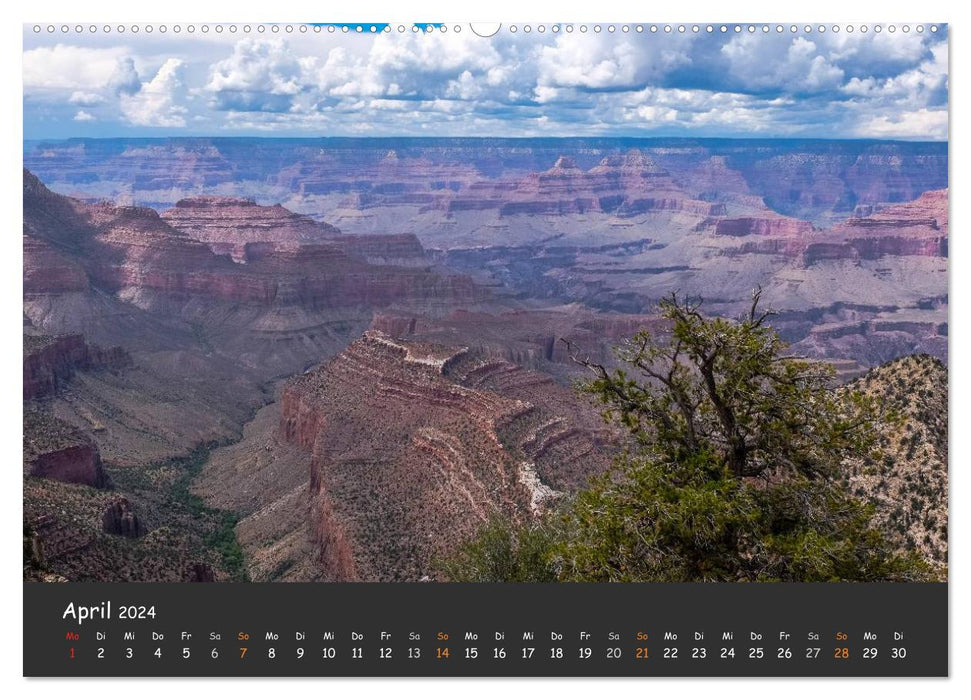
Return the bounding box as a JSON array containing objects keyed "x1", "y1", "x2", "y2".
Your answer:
[
  {"x1": 166, "y1": 443, "x2": 249, "y2": 582},
  {"x1": 442, "y1": 290, "x2": 932, "y2": 583},
  {"x1": 437, "y1": 516, "x2": 559, "y2": 583},
  {"x1": 168, "y1": 443, "x2": 218, "y2": 518},
  {"x1": 205, "y1": 511, "x2": 246, "y2": 579},
  {"x1": 109, "y1": 441, "x2": 250, "y2": 582}
]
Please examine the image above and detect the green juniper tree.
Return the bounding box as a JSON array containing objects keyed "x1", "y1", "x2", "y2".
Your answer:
[
  {"x1": 443, "y1": 289, "x2": 930, "y2": 583},
  {"x1": 436, "y1": 515, "x2": 559, "y2": 583}
]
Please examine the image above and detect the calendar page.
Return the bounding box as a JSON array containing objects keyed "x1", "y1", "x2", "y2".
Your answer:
[{"x1": 21, "y1": 21, "x2": 948, "y2": 678}]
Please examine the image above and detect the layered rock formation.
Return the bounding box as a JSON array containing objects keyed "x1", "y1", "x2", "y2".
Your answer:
[
  {"x1": 279, "y1": 331, "x2": 537, "y2": 581},
  {"x1": 24, "y1": 148, "x2": 948, "y2": 375},
  {"x1": 24, "y1": 168, "x2": 487, "y2": 397},
  {"x1": 731, "y1": 147, "x2": 947, "y2": 224},
  {"x1": 161, "y1": 196, "x2": 340, "y2": 262},
  {"x1": 23, "y1": 140, "x2": 949, "y2": 584},
  {"x1": 443, "y1": 152, "x2": 723, "y2": 219},
  {"x1": 24, "y1": 333, "x2": 131, "y2": 400},
  {"x1": 586, "y1": 153, "x2": 726, "y2": 217},
  {"x1": 23, "y1": 236, "x2": 90, "y2": 294},
  {"x1": 709, "y1": 215, "x2": 814, "y2": 238},
  {"x1": 24, "y1": 138, "x2": 947, "y2": 227},
  {"x1": 703, "y1": 188, "x2": 947, "y2": 267},
  {"x1": 807, "y1": 189, "x2": 948, "y2": 263},
  {"x1": 369, "y1": 307, "x2": 668, "y2": 379},
  {"x1": 283, "y1": 148, "x2": 480, "y2": 208},
  {"x1": 196, "y1": 330, "x2": 613, "y2": 582},
  {"x1": 24, "y1": 169, "x2": 481, "y2": 316},
  {"x1": 23, "y1": 410, "x2": 108, "y2": 488},
  {"x1": 330, "y1": 233, "x2": 428, "y2": 266}
]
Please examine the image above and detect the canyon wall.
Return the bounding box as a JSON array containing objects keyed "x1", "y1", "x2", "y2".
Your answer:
[
  {"x1": 23, "y1": 140, "x2": 949, "y2": 583},
  {"x1": 220, "y1": 330, "x2": 614, "y2": 581},
  {"x1": 24, "y1": 138, "x2": 947, "y2": 227},
  {"x1": 24, "y1": 170, "x2": 482, "y2": 316},
  {"x1": 24, "y1": 333, "x2": 131, "y2": 400}
]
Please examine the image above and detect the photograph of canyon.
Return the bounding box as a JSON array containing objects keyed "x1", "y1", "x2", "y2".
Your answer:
[{"x1": 23, "y1": 25, "x2": 948, "y2": 583}]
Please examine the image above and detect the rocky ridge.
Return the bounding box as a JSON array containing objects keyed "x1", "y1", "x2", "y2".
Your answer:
[
  {"x1": 24, "y1": 169, "x2": 482, "y2": 317},
  {"x1": 844, "y1": 354, "x2": 948, "y2": 570},
  {"x1": 196, "y1": 330, "x2": 613, "y2": 581}
]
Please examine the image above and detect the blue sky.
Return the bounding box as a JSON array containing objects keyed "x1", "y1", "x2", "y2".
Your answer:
[{"x1": 22, "y1": 24, "x2": 948, "y2": 140}]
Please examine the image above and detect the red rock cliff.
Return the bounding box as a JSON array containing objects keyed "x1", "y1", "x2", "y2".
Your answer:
[
  {"x1": 23, "y1": 334, "x2": 131, "y2": 400},
  {"x1": 277, "y1": 330, "x2": 612, "y2": 580},
  {"x1": 24, "y1": 170, "x2": 485, "y2": 311},
  {"x1": 23, "y1": 410, "x2": 109, "y2": 488}
]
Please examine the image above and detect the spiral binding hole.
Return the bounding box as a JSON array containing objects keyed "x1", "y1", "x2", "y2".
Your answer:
[{"x1": 26, "y1": 23, "x2": 939, "y2": 36}]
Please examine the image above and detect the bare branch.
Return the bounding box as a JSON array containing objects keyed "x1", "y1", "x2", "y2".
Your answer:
[
  {"x1": 560, "y1": 338, "x2": 607, "y2": 377},
  {"x1": 749, "y1": 285, "x2": 763, "y2": 322},
  {"x1": 748, "y1": 285, "x2": 776, "y2": 327}
]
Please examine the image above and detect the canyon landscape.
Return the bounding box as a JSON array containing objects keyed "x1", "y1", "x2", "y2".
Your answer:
[{"x1": 23, "y1": 138, "x2": 948, "y2": 582}]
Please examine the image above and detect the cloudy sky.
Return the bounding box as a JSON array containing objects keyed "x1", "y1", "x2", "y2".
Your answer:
[{"x1": 22, "y1": 24, "x2": 949, "y2": 140}]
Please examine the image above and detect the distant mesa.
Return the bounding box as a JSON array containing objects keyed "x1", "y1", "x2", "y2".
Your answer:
[
  {"x1": 162, "y1": 196, "x2": 341, "y2": 262},
  {"x1": 803, "y1": 188, "x2": 949, "y2": 264}
]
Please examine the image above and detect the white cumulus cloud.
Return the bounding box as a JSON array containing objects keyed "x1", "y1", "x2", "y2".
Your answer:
[
  {"x1": 206, "y1": 39, "x2": 311, "y2": 112},
  {"x1": 317, "y1": 32, "x2": 506, "y2": 101},
  {"x1": 23, "y1": 44, "x2": 129, "y2": 89},
  {"x1": 21, "y1": 27, "x2": 950, "y2": 140},
  {"x1": 855, "y1": 108, "x2": 948, "y2": 140},
  {"x1": 538, "y1": 34, "x2": 691, "y2": 90},
  {"x1": 120, "y1": 59, "x2": 188, "y2": 127},
  {"x1": 68, "y1": 91, "x2": 105, "y2": 107},
  {"x1": 842, "y1": 41, "x2": 948, "y2": 104},
  {"x1": 722, "y1": 35, "x2": 844, "y2": 93},
  {"x1": 108, "y1": 57, "x2": 142, "y2": 96}
]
